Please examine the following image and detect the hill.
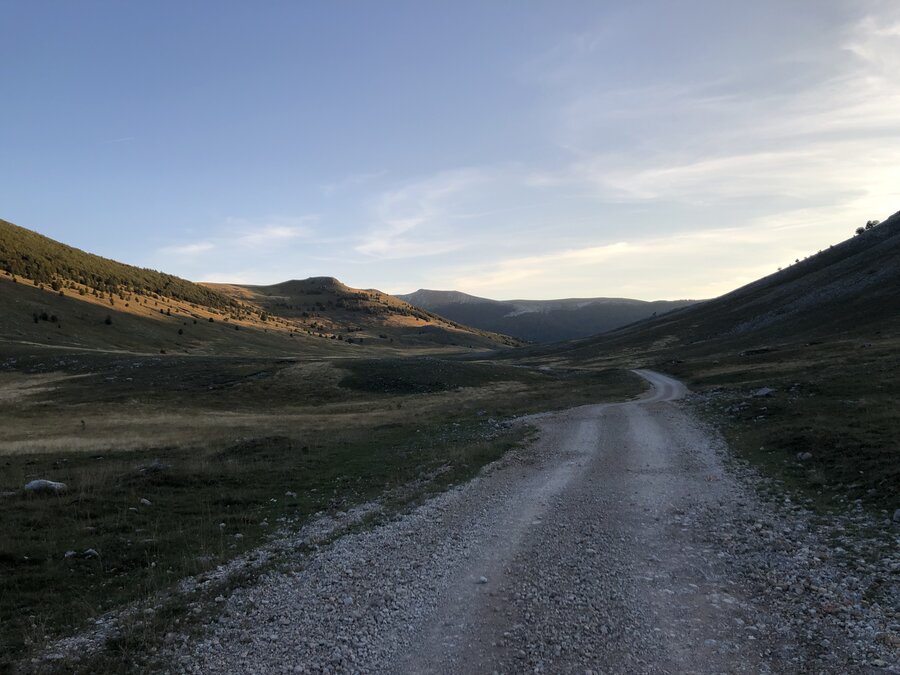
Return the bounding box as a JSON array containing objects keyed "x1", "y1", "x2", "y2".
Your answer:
[
  {"x1": 396, "y1": 289, "x2": 696, "y2": 343},
  {"x1": 514, "y1": 211, "x2": 900, "y2": 511},
  {"x1": 530, "y1": 210, "x2": 900, "y2": 360},
  {"x1": 0, "y1": 218, "x2": 236, "y2": 311},
  {"x1": 208, "y1": 278, "x2": 521, "y2": 350},
  {"x1": 0, "y1": 218, "x2": 516, "y2": 355}
]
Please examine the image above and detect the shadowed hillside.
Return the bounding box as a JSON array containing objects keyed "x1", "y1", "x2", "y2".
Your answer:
[
  {"x1": 397, "y1": 289, "x2": 696, "y2": 343},
  {"x1": 531, "y1": 209, "x2": 900, "y2": 360}
]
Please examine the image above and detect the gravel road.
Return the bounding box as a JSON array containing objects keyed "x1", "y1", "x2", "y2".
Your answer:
[{"x1": 165, "y1": 370, "x2": 898, "y2": 674}]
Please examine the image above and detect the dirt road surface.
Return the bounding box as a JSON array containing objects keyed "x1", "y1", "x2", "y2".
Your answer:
[{"x1": 166, "y1": 371, "x2": 897, "y2": 674}]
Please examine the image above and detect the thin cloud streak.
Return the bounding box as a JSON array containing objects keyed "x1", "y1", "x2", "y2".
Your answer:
[
  {"x1": 319, "y1": 170, "x2": 386, "y2": 197},
  {"x1": 152, "y1": 215, "x2": 320, "y2": 282},
  {"x1": 161, "y1": 241, "x2": 216, "y2": 256},
  {"x1": 434, "y1": 210, "x2": 865, "y2": 301},
  {"x1": 355, "y1": 168, "x2": 491, "y2": 258}
]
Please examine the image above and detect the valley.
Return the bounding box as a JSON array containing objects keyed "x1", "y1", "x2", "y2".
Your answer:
[
  {"x1": 0, "y1": 213, "x2": 898, "y2": 673},
  {"x1": 6, "y1": 4, "x2": 900, "y2": 672}
]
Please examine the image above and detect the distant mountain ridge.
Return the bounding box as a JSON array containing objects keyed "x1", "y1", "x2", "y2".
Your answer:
[{"x1": 396, "y1": 289, "x2": 697, "y2": 343}]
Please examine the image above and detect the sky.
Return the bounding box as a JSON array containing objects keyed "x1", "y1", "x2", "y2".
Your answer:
[{"x1": 2, "y1": 1, "x2": 899, "y2": 301}]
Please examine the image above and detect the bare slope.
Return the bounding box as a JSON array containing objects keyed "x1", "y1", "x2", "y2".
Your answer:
[{"x1": 397, "y1": 289, "x2": 695, "y2": 343}]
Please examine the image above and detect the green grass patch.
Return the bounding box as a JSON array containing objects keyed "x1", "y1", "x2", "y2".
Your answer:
[
  {"x1": 660, "y1": 337, "x2": 900, "y2": 514},
  {"x1": 0, "y1": 418, "x2": 527, "y2": 667},
  {"x1": 338, "y1": 357, "x2": 526, "y2": 394}
]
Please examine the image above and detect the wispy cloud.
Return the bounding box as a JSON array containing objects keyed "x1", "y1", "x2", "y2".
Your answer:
[
  {"x1": 355, "y1": 168, "x2": 491, "y2": 258},
  {"x1": 232, "y1": 221, "x2": 313, "y2": 247},
  {"x1": 161, "y1": 241, "x2": 216, "y2": 256},
  {"x1": 134, "y1": 4, "x2": 900, "y2": 299},
  {"x1": 319, "y1": 170, "x2": 386, "y2": 197},
  {"x1": 154, "y1": 215, "x2": 318, "y2": 274},
  {"x1": 161, "y1": 215, "x2": 318, "y2": 255},
  {"x1": 526, "y1": 6, "x2": 900, "y2": 223},
  {"x1": 441, "y1": 213, "x2": 848, "y2": 301},
  {"x1": 574, "y1": 140, "x2": 900, "y2": 208},
  {"x1": 450, "y1": 241, "x2": 634, "y2": 295}
]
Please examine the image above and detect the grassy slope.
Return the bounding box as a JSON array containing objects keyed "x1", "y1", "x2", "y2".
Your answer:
[
  {"x1": 0, "y1": 218, "x2": 516, "y2": 355},
  {"x1": 0, "y1": 274, "x2": 344, "y2": 357},
  {"x1": 0, "y1": 217, "x2": 334, "y2": 356},
  {"x1": 525, "y1": 210, "x2": 900, "y2": 360},
  {"x1": 508, "y1": 212, "x2": 900, "y2": 512},
  {"x1": 0, "y1": 218, "x2": 236, "y2": 310}
]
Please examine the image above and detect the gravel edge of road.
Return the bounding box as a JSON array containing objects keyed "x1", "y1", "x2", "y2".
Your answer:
[{"x1": 677, "y1": 394, "x2": 899, "y2": 672}]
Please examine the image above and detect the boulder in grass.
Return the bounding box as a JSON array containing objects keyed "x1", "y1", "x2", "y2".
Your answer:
[{"x1": 23, "y1": 479, "x2": 68, "y2": 495}]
